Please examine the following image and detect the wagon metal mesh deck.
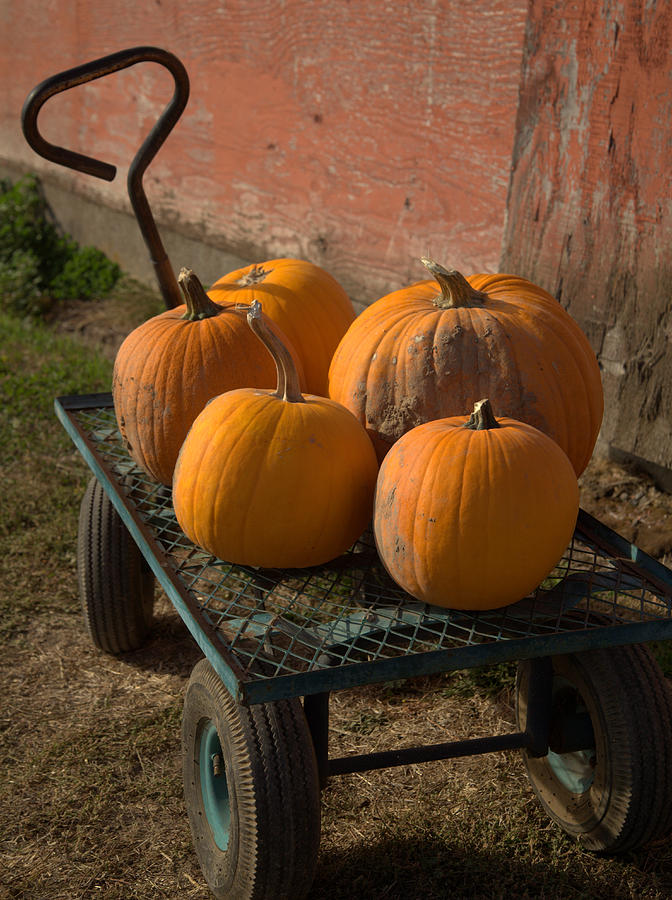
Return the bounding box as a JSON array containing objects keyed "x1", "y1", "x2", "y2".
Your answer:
[{"x1": 56, "y1": 392, "x2": 672, "y2": 705}]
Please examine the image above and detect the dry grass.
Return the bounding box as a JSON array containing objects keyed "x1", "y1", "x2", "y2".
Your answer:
[
  {"x1": 5, "y1": 606, "x2": 672, "y2": 899},
  {"x1": 3, "y1": 295, "x2": 672, "y2": 899}
]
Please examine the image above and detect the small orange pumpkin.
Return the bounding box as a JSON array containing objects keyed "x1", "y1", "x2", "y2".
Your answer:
[
  {"x1": 208, "y1": 257, "x2": 355, "y2": 396},
  {"x1": 328, "y1": 259, "x2": 603, "y2": 475},
  {"x1": 112, "y1": 268, "x2": 304, "y2": 486},
  {"x1": 173, "y1": 301, "x2": 378, "y2": 569},
  {"x1": 373, "y1": 399, "x2": 579, "y2": 610}
]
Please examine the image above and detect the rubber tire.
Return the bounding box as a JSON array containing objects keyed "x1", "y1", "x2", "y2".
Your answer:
[
  {"x1": 182, "y1": 658, "x2": 321, "y2": 900},
  {"x1": 77, "y1": 476, "x2": 154, "y2": 653},
  {"x1": 516, "y1": 643, "x2": 672, "y2": 853}
]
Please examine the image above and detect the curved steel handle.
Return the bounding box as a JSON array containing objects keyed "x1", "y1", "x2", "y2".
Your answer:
[{"x1": 21, "y1": 46, "x2": 190, "y2": 308}]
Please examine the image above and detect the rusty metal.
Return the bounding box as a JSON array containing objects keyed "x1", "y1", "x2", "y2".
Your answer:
[{"x1": 21, "y1": 46, "x2": 189, "y2": 309}]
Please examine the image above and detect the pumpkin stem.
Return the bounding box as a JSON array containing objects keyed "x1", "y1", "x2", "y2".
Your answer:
[
  {"x1": 246, "y1": 300, "x2": 304, "y2": 403},
  {"x1": 237, "y1": 263, "x2": 272, "y2": 286},
  {"x1": 178, "y1": 267, "x2": 223, "y2": 320},
  {"x1": 421, "y1": 257, "x2": 489, "y2": 309},
  {"x1": 465, "y1": 398, "x2": 501, "y2": 430}
]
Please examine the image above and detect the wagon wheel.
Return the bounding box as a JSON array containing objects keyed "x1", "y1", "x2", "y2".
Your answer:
[
  {"x1": 77, "y1": 475, "x2": 154, "y2": 653},
  {"x1": 516, "y1": 642, "x2": 672, "y2": 853},
  {"x1": 182, "y1": 658, "x2": 321, "y2": 900}
]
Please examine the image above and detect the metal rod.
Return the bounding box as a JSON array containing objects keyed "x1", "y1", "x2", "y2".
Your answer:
[
  {"x1": 549, "y1": 712, "x2": 595, "y2": 754},
  {"x1": 328, "y1": 731, "x2": 530, "y2": 775},
  {"x1": 523, "y1": 656, "x2": 553, "y2": 758},
  {"x1": 21, "y1": 46, "x2": 189, "y2": 309}
]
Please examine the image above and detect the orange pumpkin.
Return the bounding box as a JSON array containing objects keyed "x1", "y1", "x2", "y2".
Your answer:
[
  {"x1": 208, "y1": 257, "x2": 355, "y2": 396},
  {"x1": 373, "y1": 399, "x2": 579, "y2": 610},
  {"x1": 112, "y1": 268, "x2": 304, "y2": 486},
  {"x1": 328, "y1": 259, "x2": 603, "y2": 475},
  {"x1": 173, "y1": 301, "x2": 378, "y2": 569}
]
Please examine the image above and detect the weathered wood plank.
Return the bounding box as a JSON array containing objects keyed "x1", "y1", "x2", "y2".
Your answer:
[{"x1": 501, "y1": 0, "x2": 672, "y2": 471}]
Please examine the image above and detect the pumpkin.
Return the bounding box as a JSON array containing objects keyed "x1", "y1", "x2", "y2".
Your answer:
[
  {"x1": 328, "y1": 258, "x2": 603, "y2": 476},
  {"x1": 172, "y1": 300, "x2": 379, "y2": 569},
  {"x1": 207, "y1": 257, "x2": 355, "y2": 396},
  {"x1": 373, "y1": 398, "x2": 579, "y2": 610},
  {"x1": 112, "y1": 267, "x2": 304, "y2": 486}
]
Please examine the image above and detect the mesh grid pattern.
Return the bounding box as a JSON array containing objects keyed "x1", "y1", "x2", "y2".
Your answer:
[{"x1": 70, "y1": 402, "x2": 672, "y2": 688}]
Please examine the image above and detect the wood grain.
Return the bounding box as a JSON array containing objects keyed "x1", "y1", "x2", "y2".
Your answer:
[{"x1": 1, "y1": 0, "x2": 527, "y2": 302}]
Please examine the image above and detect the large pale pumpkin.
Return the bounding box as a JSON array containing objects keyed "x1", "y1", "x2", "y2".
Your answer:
[
  {"x1": 373, "y1": 399, "x2": 579, "y2": 610},
  {"x1": 328, "y1": 259, "x2": 603, "y2": 475},
  {"x1": 208, "y1": 257, "x2": 355, "y2": 396},
  {"x1": 173, "y1": 301, "x2": 378, "y2": 569},
  {"x1": 112, "y1": 267, "x2": 304, "y2": 486}
]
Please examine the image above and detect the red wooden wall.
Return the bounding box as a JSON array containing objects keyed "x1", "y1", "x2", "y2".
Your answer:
[{"x1": 0, "y1": 0, "x2": 528, "y2": 302}]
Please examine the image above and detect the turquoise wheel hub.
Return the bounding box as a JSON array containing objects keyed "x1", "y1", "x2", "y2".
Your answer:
[
  {"x1": 199, "y1": 720, "x2": 231, "y2": 850},
  {"x1": 547, "y1": 747, "x2": 596, "y2": 794}
]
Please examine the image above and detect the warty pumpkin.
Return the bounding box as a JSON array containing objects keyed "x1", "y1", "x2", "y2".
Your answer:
[
  {"x1": 207, "y1": 257, "x2": 355, "y2": 396},
  {"x1": 328, "y1": 258, "x2": 603, "y2": 476},
  {"x1": 172, "y1": 300, "x2": 379, "y2": 569},
  {"x1": 373, "y1": 398, "x2": 579, "y2": 611},
  {"x1": 112, "y1": 267, "x2": 304, "y2": 486}
]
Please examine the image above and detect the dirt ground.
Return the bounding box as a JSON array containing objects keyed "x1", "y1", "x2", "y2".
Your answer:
[
  {"x1": 45, "y1": 280, "x2": 165, "y2": 363},
  {"x1": 578, "y1": 456, "x2": 672, "y2": 566}
]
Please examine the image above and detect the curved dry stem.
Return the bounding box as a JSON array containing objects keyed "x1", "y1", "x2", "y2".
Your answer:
[
  {"x1": 246, "y1": 300, "x2": 304, "y2": 402},
  {"x1": 421, "y1": 257, "x2": 489, "y2": 309},
  {"x1": 178, "y1": 267, "x2": 222, "y2": 320}
]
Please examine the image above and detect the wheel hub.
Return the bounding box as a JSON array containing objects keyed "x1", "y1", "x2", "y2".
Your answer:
[
  {"x1": 546, "y1": 678, "x2": 596, "y2": 794},
  {"x1": 199, "y1": 720, "x2": 231, "y2": 850}
]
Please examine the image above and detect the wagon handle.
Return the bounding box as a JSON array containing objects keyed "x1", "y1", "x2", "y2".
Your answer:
[{"x1": 21, "y1": 46, "x2": 190, "y2": 309}]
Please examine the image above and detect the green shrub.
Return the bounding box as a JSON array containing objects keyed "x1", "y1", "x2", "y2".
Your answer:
[
  {"x1": 0, "y1": 248, "x2": 45, "y2": 317},
  {"x1": 50, "y1": 245, "x2": 121, "y2": 301},
  {"x1": 0, "y1": 173, "x2": 121, "y2": 315}
]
